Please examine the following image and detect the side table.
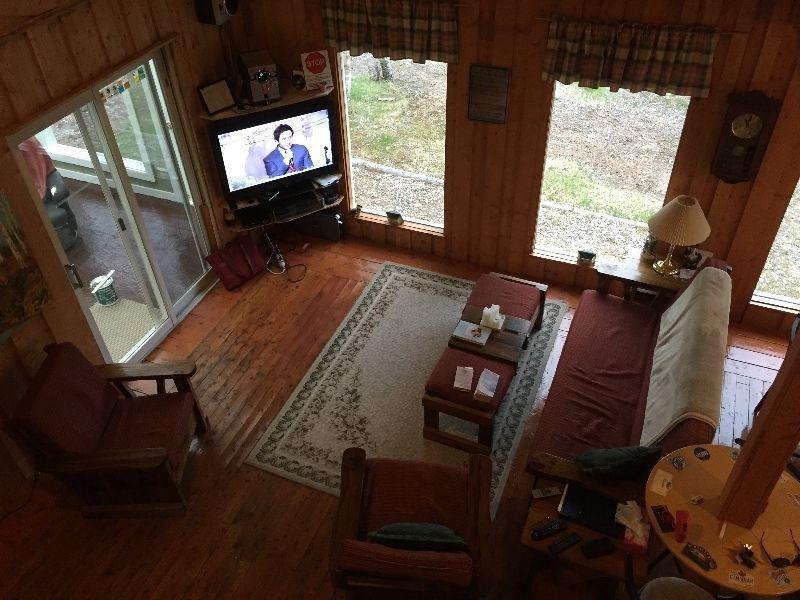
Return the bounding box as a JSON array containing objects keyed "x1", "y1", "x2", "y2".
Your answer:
[
  {"x1": 521, "y1": 453, "x2": 648, "y2": 588},
  {"x1": 645, "y1": 444, "x2": 800, "y2": 596},
  {"x1": 596, "y1": 256, "x2": 688, "y2": 302}
]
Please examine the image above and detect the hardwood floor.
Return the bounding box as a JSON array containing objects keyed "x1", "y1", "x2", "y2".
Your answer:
[{"x1": 0, "y1": 236, "x2": 787, "y2": 599}]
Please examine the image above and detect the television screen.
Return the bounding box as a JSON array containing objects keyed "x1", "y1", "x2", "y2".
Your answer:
[{"x1": 214, "y1": 107, "x2": 334, "y2": 194}]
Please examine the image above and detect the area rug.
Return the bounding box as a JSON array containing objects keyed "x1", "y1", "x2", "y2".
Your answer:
[{"x1": 246, "y1": 262, "x2": 566, "y2": 515}]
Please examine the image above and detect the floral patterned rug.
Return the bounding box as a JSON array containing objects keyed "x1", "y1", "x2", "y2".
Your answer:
[{"x1": 246, "y1": 262, "x2": 566, "y2": 515}]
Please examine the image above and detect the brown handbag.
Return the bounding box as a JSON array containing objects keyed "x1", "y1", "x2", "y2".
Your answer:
[{"x1": 204, "y1": 235, "x2": 267, "y2": 290}]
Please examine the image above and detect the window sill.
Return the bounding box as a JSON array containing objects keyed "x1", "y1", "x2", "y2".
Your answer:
[
  {"x1": 354, "y1": 212, "x2": 444, "y2": 237},
  {"x1": 532, "y1": 247, "x2": 589, "y2": 267},
  {"x1": 750, "y1": 292, "x2": 800, "y2": 315}
]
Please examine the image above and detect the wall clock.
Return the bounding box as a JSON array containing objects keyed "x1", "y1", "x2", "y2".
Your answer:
[{"x1": 711, "y1": 90, "x2": 780, "y2": 184}]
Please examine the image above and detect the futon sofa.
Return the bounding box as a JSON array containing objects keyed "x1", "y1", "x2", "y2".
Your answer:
[{"x1": 532, "y1": 259, "x2": 731, "y2": 459}]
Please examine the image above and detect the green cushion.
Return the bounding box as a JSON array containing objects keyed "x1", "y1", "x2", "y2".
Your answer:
[
  {"x1": 367, "y1": 522, "x2": 468, "y2": 552},
  {"x1": 575, "y1": 445, "x2": 662, "y2": 479}
]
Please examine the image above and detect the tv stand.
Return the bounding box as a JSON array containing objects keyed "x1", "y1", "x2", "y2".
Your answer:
[{"x1": 231, "y1": 174, "x2": 343, "y2": 230}]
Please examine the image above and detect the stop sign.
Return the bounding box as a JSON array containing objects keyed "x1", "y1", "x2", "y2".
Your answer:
[{"x1": 304, "y1": 52, "x2": 327, "y2": 74}]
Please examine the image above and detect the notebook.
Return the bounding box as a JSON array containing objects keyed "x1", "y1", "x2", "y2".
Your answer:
[
  {"x1": 557, "y1": 483, "x2": 624, "y2": 538},
  {"x1": 452, "y1": 320, "x2": 491, "y2": 346}
]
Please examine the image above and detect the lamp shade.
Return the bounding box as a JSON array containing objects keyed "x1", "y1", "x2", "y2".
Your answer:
[{"x1": 648, "y1": 195, "x2": 711, "y2": 247}]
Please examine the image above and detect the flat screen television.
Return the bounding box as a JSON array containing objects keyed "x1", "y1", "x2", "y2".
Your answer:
[{"x1": 208, "y1": 97, "x2": 338, "y2": 204}]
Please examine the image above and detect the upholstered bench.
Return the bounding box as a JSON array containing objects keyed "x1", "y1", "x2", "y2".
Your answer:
[
  {"x1": 422, "y1": 347, "x2": 516, "y2": 454},
  {"x1": 464, "y1": 273, "x2": 547, "y2": 338}
]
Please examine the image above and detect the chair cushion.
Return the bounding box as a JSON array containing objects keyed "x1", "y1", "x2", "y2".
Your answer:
[
  {"x1": 425, "y1": 348, "x2": 515, "y2": 411},
  {"x1": 368, "y1": 522, "x2": 468, "y2": 552},
  {"x1": 362, "y1": 458, "x2": 470, "y2": 540},
  {"x1": 338, "y1": 539, "x2": 473, "y2": 588},
  {"x1": 98, "y1": 392, "x2": 195, "y2": 470},
  {"x1": 466, "y1": 274, "x2": 541, "y2": 321},
  {"x1": 532, "y1": 291, "x2": 661, "y2": 459},
  {"x1": 14, "y1": 342, "x2": 120, "y2": 455}
]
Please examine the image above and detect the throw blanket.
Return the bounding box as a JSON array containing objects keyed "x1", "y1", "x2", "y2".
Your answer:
[{"x1": 640, "y1": 268, "x2": 731, "y2": 446}]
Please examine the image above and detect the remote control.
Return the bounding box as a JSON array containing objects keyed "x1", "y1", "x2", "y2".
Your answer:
[
  {"x1": 548, "y1": 532, "x2": 582, "y2": 556},
  {"x1": 532, "y1": 486, "x2": 562, "y2": 499},
  {"x1": 580, "y1": 537, "x2": 615, "y2": 559},
  {"x1": 530, "y1": 518, "x2": 567, "y2": 541}
]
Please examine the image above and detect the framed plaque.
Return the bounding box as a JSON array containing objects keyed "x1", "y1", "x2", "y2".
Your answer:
[
  {"x1": 468, "y1": 65, "x2": 511, "y2": 124},
  {"x1": 198, "y1": 79, "x2": 236, "y2": 115}
]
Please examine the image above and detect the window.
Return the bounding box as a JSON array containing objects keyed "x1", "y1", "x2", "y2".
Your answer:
[
  {"x1": 755, "y1": 179, "x2": 800, "y2": 305},
  {"x1": 535, "y1": 82, "x2": 689, "y2": 260},
  {"x1": 341, "y1": 52, "x2": 446, "y2": 227}
]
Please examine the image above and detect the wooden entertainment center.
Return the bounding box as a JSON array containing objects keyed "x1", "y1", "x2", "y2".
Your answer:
[{"x1": 204, "y1": 85, "x2": 345, "y2": 231}]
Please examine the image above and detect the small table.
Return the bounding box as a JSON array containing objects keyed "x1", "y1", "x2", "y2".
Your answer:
[
  {"x1": 520, "y1": 480, "x2": 648, "y2": 587},
  {"x1": 596, "y1": 256, "x2": 688, "y2": 302},
  {"x1": 448, "y1": 304, "x2": 528, "y2": 364},
  {"x1": 645, "y1": 444, "x2": 800, "y2": 596}
]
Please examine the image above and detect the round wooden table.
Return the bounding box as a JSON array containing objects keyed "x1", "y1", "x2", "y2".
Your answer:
[{"x1": 645, "y1": 444, "x2": 800, "y2": 597}]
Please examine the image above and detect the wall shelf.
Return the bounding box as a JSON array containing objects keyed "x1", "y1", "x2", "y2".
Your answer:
[{"x1": 201, "y1": 83, "x2": 332, "y2": 122}]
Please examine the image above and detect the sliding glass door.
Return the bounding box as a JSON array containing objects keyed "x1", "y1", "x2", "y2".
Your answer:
[{"x1": 12, "y1": 52, "x2": 211, "y2": 362}]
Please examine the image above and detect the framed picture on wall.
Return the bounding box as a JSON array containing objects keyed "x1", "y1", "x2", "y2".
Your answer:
[
  {"x1": 468, "y1": 65, "x2": 511, "y2": 124},
  {"x1": 199, "y1": 79, "x2": 236, "y2": 115}
]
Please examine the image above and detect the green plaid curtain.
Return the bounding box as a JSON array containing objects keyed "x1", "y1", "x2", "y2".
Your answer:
[
  {"x1": 543, "y1": 17, "x2": 719, "y2": 97},
  {"x1": 322, "y1": 0, "x2": 459, "y2": 63}
]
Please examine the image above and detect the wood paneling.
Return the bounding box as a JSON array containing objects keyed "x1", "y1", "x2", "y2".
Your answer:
[
  {"x1": 244, "y1": 0, "x2": 798, "y2": 335},
  {"x1": 0, "y1": 1, "x2": 228, "y2": 400}
]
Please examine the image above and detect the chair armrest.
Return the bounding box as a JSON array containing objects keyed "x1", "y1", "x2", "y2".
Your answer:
[
  {"x1": 97, "y1": 360, "x2": 197, "y2": 382},
  {"x1": 330, "y1": 447, "x2": 367, "y2": 585},
  {"x1": 42, "y1": 448, "x2": 169, "y2": 474},
  {"x1": 526, "y1": 451, "x2": 644, "y2": 504},
  {"x1": 467, "y1": 453, "x2": 493, "y2": 594}
]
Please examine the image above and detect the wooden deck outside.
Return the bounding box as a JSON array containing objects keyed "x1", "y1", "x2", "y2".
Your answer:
[{"x1": 0, "y1": 236, "x2": 787, "y2": 599}]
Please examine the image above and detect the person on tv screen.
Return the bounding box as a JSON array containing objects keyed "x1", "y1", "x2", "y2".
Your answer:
[{"x1": 263, "y1": 124, "x2": 313, "y2": 178}]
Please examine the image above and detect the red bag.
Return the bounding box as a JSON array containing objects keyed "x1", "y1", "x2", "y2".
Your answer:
[{"x1": 205, "y1": 235, "x2": 267, "y2": 290}]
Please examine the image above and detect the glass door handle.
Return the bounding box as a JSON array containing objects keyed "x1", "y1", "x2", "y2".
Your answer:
[{"x1": 64, "y1": 264, "x2": 85, "y2": 289}]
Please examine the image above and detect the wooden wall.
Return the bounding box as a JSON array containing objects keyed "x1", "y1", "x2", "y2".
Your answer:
[
  {"x1": 0, "y1": 0, "x2": 228, "y2": 406},
  {"x1": 250, "y1": 0, "x2": 798, "y2": 331}
]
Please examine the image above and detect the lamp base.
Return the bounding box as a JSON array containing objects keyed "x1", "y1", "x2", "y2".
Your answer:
[{"x1": 652, "y1": 257, "x2": 681, "y2": 277}]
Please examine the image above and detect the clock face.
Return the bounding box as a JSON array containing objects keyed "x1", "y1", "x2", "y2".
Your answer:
[{"x1": 731, "y1": 113, "x2": 763, "y2": 139}]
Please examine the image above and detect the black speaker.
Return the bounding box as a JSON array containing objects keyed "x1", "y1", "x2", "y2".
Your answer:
[{"x1": 194, "y1": 0, "x2": 238, "y2": 25}]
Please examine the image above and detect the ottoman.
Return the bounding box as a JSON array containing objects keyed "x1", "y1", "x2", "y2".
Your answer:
[
  {"x1": 422, "y1": 347, "x2": 516, "y2": 454},
  {"x1": 465, "y1": 273, "x2": 547, "y2": 336}
]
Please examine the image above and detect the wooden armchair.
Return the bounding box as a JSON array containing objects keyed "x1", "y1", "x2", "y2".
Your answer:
[
  {"x1": 7, "y1": 342, "x2": 209, "y2": 517},
  {"x1": 330, "y1": 447, "x2": 493, "y2": 598}
]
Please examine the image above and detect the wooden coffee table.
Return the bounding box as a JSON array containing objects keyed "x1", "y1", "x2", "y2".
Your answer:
[{"x1": 448, "y1": 304, "x2": 528, "y2": 365}]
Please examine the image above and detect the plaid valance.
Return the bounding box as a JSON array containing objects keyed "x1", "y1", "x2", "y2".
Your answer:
[
  {"x1": 322, "y1": 0, "x2": 459, "y2": 64},
  {"x1": 543, "y1": 17, "x2": 719, "y2": 97}
]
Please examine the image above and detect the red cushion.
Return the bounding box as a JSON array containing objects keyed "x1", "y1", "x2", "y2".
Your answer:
[
  {"x1": 362, "y1": 458, "x2": 470, "y2": 539},
  {"x1": 338, "y1": 539, "x2": 473, "y2": 588},
  {"x1": 98, "y1": 392, "x2": 194, "y2": 470},
  {"x1": 14, "y1": 342, "x2": 119, "y2": 455},
  {"x1": 466, "y1": 274, "x2": 541, "y2": 321},
  {"x1": 425, "y1": 348, "x2": 515, "y2": 411},
  {"x1": 532, "y1": 291, "x2": 661, "y2": 459}
]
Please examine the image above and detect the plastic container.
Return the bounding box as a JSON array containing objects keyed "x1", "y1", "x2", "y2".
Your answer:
[{"x1": 90, "y1": 275, "x2": 118, "y2": 306}]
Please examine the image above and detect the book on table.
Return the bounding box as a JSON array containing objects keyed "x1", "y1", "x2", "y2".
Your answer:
[{"x1": 453, "y1": 320, "x2": 491, "y2": 346}]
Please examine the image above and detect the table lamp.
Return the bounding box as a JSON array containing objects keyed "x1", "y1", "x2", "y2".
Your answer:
[{"x1": 647, "y1": 195, "x2": 711, "y2": 277}]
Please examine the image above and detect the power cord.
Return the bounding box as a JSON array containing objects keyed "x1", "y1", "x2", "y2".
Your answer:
[{"x1": 263, "y1": 232, "x2": 307, "y2": 283}]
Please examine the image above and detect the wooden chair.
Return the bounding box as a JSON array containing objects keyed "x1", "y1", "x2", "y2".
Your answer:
[
  {"x1": 330, "y1": 447, "x2": 493, "y2": 598},
  {"x1": 6, "y1": 342, "x2": 209, "y2": 517}
]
